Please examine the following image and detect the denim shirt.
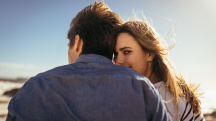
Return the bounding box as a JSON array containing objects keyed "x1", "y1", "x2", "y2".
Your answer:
[{"x1": 7, "y1": 54, "x2": 171, "y2": 121}]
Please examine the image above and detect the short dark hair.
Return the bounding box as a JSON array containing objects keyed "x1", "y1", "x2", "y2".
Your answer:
[{"x1": 67, "y1": 1, "x2": 123, "y2": 59}]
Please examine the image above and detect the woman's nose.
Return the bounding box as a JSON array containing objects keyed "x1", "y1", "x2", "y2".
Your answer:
[{"x1": 115, "y1": 56, "x2": 124, "y2": 65}]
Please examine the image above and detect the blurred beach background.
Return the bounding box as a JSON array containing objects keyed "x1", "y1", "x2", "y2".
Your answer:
[{"x1": 0, "y1": 0, "x2": 216, "y2": 120}]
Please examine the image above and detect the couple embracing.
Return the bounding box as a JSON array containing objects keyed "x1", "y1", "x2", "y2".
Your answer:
[{"x1": 7, "y1": 1, "x2": 204, "y2": 121}]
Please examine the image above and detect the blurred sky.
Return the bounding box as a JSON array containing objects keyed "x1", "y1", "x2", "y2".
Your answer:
[{"x1": 0, "y1": 0, "x2": 216, "y2": 91}]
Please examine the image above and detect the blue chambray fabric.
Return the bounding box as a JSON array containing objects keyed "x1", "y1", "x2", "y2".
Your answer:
[{"x1": 7, "y1": 54, "x2": 171, "y2": 121}]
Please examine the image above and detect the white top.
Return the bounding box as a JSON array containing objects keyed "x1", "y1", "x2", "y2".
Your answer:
[{"x1": 154, "y1": 81, "x2": 205, "y2": 121}]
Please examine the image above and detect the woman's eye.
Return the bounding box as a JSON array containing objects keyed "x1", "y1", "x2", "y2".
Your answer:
[{"x1": 124, "y1": 50, "x2": 131, "y2": 54}]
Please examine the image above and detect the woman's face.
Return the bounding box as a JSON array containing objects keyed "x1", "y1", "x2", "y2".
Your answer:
[{"x1": 114, "y1": 32, "x2": 151, "y2": 76}]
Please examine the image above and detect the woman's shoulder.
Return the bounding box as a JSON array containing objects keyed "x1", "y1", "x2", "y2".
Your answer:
[
  {"x1": 179, "y1": 101, "x2": 205, "y2": 121},
  {"x1": 154, "y1": 82, "x2": 205, "y2": 121}
]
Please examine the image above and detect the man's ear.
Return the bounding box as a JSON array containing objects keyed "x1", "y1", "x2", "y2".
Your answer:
[
  {"x1": 74, "y1": 35, "x2": 83, "y2": 54},
  {"x1": 147, "y1": 52, "x2": 155, "y2": 61}
]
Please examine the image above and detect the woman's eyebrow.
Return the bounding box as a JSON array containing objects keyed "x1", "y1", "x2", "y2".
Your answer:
[{"x1": 119, "y1": 47, "x2": 131, "y2": 51}]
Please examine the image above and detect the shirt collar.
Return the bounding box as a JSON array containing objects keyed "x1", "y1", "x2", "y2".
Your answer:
[{"x1": 75, "y1": 54, "x2": 112, "y2": 64}]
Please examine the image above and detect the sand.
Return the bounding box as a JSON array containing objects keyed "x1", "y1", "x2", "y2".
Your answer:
[{"x1": 0, "y1": 97, "x2": 10, "y2": 121}]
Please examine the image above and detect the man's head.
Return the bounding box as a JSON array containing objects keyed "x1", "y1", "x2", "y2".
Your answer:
[{"x1": 67, "y1": 1, "x2": 123, "y2": 64}]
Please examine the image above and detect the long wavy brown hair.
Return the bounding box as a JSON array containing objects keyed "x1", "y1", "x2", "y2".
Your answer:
[{"x1": 118, "y1": 21, "x2": 202, "y2": 115}]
